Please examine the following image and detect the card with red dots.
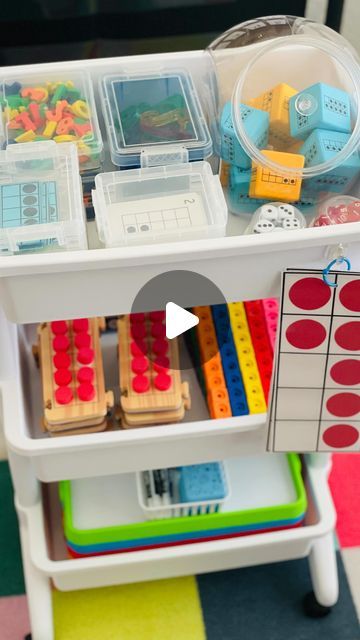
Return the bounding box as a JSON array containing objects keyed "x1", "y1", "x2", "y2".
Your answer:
[
  {"x1": 269, "y1": 269, "x2": 360, "y2": 452},
  {"x1": 38, "y1": 317, "x2": 114, "y2": 435},
  {"x1": 117, "y1": 313, "x2": 190, "y2": 428}
]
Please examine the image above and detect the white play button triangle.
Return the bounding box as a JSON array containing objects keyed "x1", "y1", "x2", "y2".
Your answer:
[{"x1": 165, "y1": 302, "x2": 199, "y2": 340}]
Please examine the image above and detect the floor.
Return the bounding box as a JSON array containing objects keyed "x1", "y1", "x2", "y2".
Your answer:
[{"x1": 0, "y1": 454, "x2": 359, "y2": 639}]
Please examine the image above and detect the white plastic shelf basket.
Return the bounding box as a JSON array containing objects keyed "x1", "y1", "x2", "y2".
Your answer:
[{"x1": 136, "y1": 463, "x2": 230, "y2": 520}]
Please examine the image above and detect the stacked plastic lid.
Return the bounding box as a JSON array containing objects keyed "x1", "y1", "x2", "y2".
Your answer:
[
  {"x1": 0, "y1": 70, "x2": 103, "y2": 174},
  {"x1": 100, "y1": 70, "x2": 213, "y2": 168},
  {"x1": 59, "y1": 454, "x2": 307, "y2": 557},
  {"x1": 93, "y1": 161, "x2": 227, "y2": 247},
  {"x1": 0, "y1": 140, "x2": 87, "y2": 255}
]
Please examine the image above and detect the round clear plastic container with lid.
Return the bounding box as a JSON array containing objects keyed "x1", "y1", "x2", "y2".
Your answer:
[{"x1": 207, "y1": 16, "x2": 360, "y2": 218}]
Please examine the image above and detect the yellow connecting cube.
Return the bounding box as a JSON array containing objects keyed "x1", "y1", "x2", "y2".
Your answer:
[
  {"x1": 249, "y1": 150, "x2": 305, "y2": 202},
  {"x1": 247, "y1": 83, "x2": 298, "y2": 150}
]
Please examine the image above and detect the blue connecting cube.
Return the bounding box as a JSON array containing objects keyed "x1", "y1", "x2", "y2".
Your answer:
[
  {"x1": 300, "y1": 128, "x2": 360, "y2": 192},
  {"x1": 220, "y1": 102, "x2": 269, "y2": 168},
  {"x1": 179, "y1": 463, "x2": 227, "y2": 504},
  {"x1": 212, "y1": 304, "x2": 249, "y2": 416},
  {"x1": 289, "y1": 83, "x2": 351, "y2": 140}
]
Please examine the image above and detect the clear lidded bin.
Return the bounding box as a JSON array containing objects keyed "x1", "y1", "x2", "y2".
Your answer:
[
  {"x1": 207, "y1": 16, "x2": 360, "y2": 217},
  {"x1": 0, "y1": 141, "x2": 87, "y2": 255},
  {"x1": 92, "y1": 161, "x2": 227, "y2": 247},
  {"x1": 0, "y1": 69, "x2": 103, "y2": 174},
  {"x1": 100, "y1": 69, "x2": 213, "y2": 168}
]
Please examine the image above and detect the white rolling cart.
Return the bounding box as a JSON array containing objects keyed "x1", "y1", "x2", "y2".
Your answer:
[{"x1": 0, "y1": 48, "x2": 359, "y2": 640}]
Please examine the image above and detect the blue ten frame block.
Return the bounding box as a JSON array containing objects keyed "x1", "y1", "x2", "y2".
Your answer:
[
  {"x1": 300, "y1": 128, "x2": 360, "y2": 192},
  {"x1": 211, "y1": 304, "x2": 249, "y2": 416},
  {"x1": 228, "y1": 165, "x2": 268, "y2": 215},
  {"x1": 0, "y1": 180, "x2": 58, "y2": 251},
  {"x1": 179, "y1": 462, "x2": 227, "y2": 504},
  {"x1": 220, "y1": 102, "x2": 269, "y2": 169},
  {"x1": 289, "y1": 82, "x2": 351, "y2": 140}
]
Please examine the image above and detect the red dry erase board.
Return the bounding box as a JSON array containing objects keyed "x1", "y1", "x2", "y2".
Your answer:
[{"x1": 268, "y1": 269, "x2": 360, "y2": 452}]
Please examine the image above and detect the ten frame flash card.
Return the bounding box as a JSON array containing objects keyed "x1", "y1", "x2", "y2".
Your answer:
[{"x1": 268, "y1": 268, "x2": 360, "y2": 452}]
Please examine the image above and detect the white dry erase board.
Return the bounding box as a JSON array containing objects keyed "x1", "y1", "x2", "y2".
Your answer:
[{"x1": 268, "y1": 268, "x2": 360, "y2": 452}]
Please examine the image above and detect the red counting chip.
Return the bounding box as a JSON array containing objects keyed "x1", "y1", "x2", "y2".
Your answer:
[
  {"x1": 77, "y1": 347, "x2": 94, "y2": 365},
  {"x1": 322, "y1": 424, "x2": 359, "y2": 448},
  {"x1": 130, "y1": 313, "x2": 146, "y2": 324},
  {"x1": 151, "y1": 322, "x2": 166, "y2": 339},
  {"x1": 131, "y1": 356, "x2": 149, "y2": 374},
  {"x1": 131, "y1": 324, "x2": 146, "y2": 340},
  {"x1": 132, "y1": 374, "x2": 150, "y2": 393},
  {"x1": 53, "y1": 352, "x2": 71, "y2": 369},
  {"x1": 130, "y1": 340, "x2": 146, "y2": 357},
  {"x1": 73, "y1": 318, "x2": 89, "y2": 333},
  {"x1": 289, "y1": 277, "x2": 331, "y2": 310},
  {"x1": 50, "y1": 320, "x2": 67, "y2": 335},
  {"x1": 55, "y1": 386, "x2": 73, "y2": 405},
  {"x1": 77, "y1": 367, "x2": 94, "y2": 384},
  {"x1": 154, "y1": 356, "x2": 170, "y2": 372},
  {"x1": 150, "y1": 310, "x2": 165, "y2": 322},
  {"x1": 152, "y1": 338, "x2": 169, "y2": 356},
  {"x1": 77, "y1": 383, "x2": 95, "y2": 402},
  {"x1": 154, "y1": 372, "x2": 172, "y2": 391},
  {"x1": 53, "y1": 335, "x2": 70, "y2": 352},
  {"x1": 75, "y1": 332, "x2": 91, "y2": 349},
  {"x1": 54, "y1": 369, "x2": 72, "y2": 386}
]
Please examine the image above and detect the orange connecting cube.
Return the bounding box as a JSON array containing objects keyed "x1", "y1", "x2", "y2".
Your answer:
[{"x1": 249, "y1": 149, "x2": 305, "y2": 202}]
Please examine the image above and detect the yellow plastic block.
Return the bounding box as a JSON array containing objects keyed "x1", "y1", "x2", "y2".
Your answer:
[
  {"x1": 228, "y1": 302, "x2": 267, "y2": 414},
  {"x1": 251, "y1": 83, "x2": 298, "y2": 150},
  {"x1": 219, "y1": 160, "x2": 230, "y2": 187},
  {"x1": 14, "y1": 130, "x2": 36, "y2": 143},
  {"x1": 286, "y1": 139, "x2": 303, "y2": 154},
  {"x1": 249, "y1": 149, "x2": 305, "y2": 202},
  {"x1": 42, "y1": 120, "x2": 57, "y2": 139}
]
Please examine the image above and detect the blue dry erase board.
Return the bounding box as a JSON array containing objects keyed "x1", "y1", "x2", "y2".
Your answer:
[{"x1": 0, "y1": 181, "x2": 58, "y2": 250}]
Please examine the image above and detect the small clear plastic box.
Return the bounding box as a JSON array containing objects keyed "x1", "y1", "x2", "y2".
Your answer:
[
  {"x1": 0, "y1": 141, "x2": 87, "y2": 255},
  {"x1": 100, "y1": 70, "x2": 213, "y2": 168},
  {"x1": 0, "y1": 69, "x2": 103, "y2": 173},
  {"x1": 93, "y1": 161, "x2": 227, "y2": 247}
]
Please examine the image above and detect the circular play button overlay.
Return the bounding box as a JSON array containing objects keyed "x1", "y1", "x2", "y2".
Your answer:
[{"x1": 129, "y1": 270, "x2": 227, "y2": 371}]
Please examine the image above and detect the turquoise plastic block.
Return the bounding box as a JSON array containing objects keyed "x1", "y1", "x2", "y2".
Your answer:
[
  {"x1": 289, "y1": 83, "x2": 351, "y2": 139},
  {"x1": 179, "y1": 463, "x2": 227, "y2": 503},
  {"x1": 220, "y1": 102, "x2": 269, "y2": 168},
  {"x1": 228, "y1": 166, "x2": 267, "y2": 214},
  {"x1": 300, "y1": 128, "x2": 360, "y2": 192}
]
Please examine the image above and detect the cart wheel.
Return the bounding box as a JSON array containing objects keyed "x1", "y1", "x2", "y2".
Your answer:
[{"x1": 303, "y1": 591, "x2": 333, "y2": 618}]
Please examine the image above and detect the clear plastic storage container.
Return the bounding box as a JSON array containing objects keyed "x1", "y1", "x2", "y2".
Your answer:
[
  {"x1": 207, "y1": 16, "x2": 360, "y2": 217},
  {"x1": 0, "y1": 69, "x2": 103, "y2": 173},
  {"x1": 100, "y1": 69, "x2": 213, "y2": 168},
  {"x1": 0, "y1": 141, "x2": 87, "y2": 255},
  {"x1": 93, "y1": 161, "x2": 227, "y2": 247}
]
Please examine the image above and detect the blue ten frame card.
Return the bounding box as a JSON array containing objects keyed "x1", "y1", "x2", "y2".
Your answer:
[{"x1": 0, "y1": 180, "x2": 58, "y2": 251}]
